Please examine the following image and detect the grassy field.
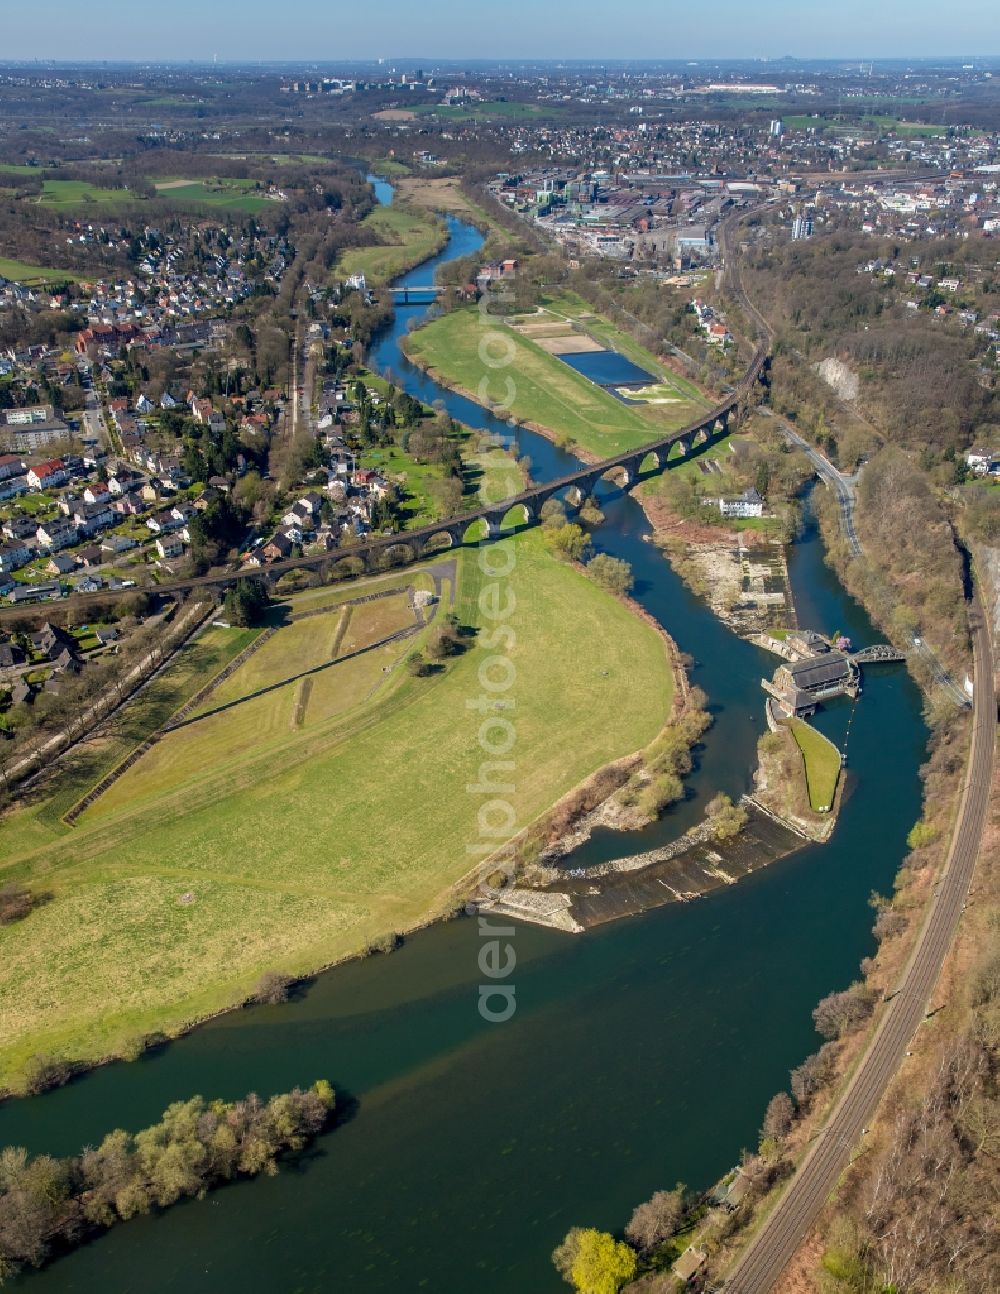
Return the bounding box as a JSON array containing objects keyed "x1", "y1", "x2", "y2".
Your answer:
[
  {"x1": 92, "y1": 594, "x2": 419, "y2": 816},
  {"x1": 0, "y1": 622, "x2": 257, "y2": 861},
  {"x1": 0, "y1": 531, "x2": 672, "y2": 1087},
  {"x1": 356, "y1": 426, "x2": 507, "y2": 529},
  {"x1": 413, "y1": 101, "x2": 552, "y2": 121},
  {"x1": 36, "y1": 179, "x2": 138, "y2": 210},
  {"x1": 404, "y1": 301, "x2": 705, "y2": 458},
  {"x1": 360, "y1": 441, "x2": 465, "y2": 527},
  {"x1": 0, "y1": 163, "x2": 55, "y2": 176},
  {"x1": 369, "y1": 157, "x2": 412, "y2": 178},
  {"x1": 789, "y1": 717, "x2": 841, "y2": 812},
  {"x1": 152, "y1": 177, "x2": 273, "y2": 213},
  {"x1": 0, "y1": 257, "x2": 81, "y2": 285},
  {"x1": 337, "y1": 203, "x2": 447, "y2": 286},
  {"x1": 783, "y1": 113, "x2": 947, "y2": 137},
  {"x1": 393, "y1": 175, "x2": 500, "y2": 233},
  {"x1": 25, "y1": 175, "x2": 272, "y2": 214}
]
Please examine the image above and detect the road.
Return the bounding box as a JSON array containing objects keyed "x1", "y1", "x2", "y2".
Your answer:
[
  {"x1": 722, "y1": 588, "x2": 995, "y2": 1293},
  {"x1": 75, "y1": 358, "x2": 110, "y2": 449},
  {"x1": 720, "y1": 206, "x2": 970, "y2": 711},
  {"x1": 772, "y1": 416, "x2": 862, "y2": 558}
]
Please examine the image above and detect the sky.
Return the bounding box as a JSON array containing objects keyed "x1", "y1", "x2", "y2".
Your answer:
[{"x1": 2, "y1": 0, "x2": 998, "y2": 63}]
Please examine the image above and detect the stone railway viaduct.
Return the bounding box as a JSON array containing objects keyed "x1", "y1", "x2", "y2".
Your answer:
[{"x1": 0, "y1": 346, "x2": 768, "y2": 626}]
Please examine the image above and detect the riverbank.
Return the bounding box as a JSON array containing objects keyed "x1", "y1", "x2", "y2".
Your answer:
[
  {"x1": 337, "y1": 198, "x2": 450, "y2": 287},
  {"x1": 638, "y1": 479, "x2": 798, "y2": 634},
  {"x1": 398, "y1": 333, "x2": 605, "y2": 464}
]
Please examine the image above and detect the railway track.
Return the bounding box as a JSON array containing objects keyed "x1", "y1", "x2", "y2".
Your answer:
[{"x1": 722, "y1": 590, "x2": 994, "y2": 1292}]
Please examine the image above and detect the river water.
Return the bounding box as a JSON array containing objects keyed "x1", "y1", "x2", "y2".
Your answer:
[{"x1": 0, "y1": 182, "x2": 928, "y2": 1293}]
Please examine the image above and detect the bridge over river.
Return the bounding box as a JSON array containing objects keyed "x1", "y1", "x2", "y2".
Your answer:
[
  {"x1": 0, "y1": 347, "x2": 768, "y2": 624},
  {"x1": 388, "y1": 285, "x2": 445, "y2": 303}
]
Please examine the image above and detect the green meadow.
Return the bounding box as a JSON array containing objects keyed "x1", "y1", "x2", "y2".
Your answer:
[
  {"x1": 403, "y1": 298, "x2": 706, "y2": 459},
  {"x1": 336, "y1": 202, "x2": 448, "y2": 285},
  {"x1": 0, "y1": 257, "x2": 81, "y2": 285},
  {"x1": 152, "y1": 177, "x2": 274, "y2": 213},
  {"x1": 0, "y1": 528, "x2": 672, "y2": 1088},
  {"x1": 789, "y1": 717, "x2": 842, "y2": 812}
]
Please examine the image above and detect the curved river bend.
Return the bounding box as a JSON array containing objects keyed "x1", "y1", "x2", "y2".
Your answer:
[{"x1": 0, "y1": 181, "x2": 928, "y2": 1293}]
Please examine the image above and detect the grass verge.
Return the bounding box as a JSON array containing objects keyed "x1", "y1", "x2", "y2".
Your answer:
[{"x1": 788, "y1": 717, "x2": 841, "y2": 812}]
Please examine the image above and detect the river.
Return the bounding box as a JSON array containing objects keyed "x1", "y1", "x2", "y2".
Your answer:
[{"x1": 0, "y1": 180, "x2": 928, "y2": 1293}]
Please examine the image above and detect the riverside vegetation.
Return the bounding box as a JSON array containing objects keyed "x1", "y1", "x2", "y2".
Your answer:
[{"x1": 0, "y1": 1080, "x2": 335, "y2": 1285}]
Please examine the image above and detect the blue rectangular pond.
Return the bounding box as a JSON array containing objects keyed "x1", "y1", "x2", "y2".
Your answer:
[{"x1": 558, "y1": 348, "x2": 656, "y2": 388}]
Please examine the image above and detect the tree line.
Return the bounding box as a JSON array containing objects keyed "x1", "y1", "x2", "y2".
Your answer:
[{"x1": 0, "y1": 1081, "x2": 335, "y2": 1286}]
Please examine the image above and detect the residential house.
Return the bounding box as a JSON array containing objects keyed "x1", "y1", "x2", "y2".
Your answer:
[
  {"x1": 52, "y1": 646, "x2": 82, "y2": 673},
  {"x1": 36, "y1": 520, "x2": 79, "y2": 551},
  {"x1": 0, "y1": 641, "x2": 26, "y2": 669},
  {"x1": 31, "y1": 622, "x2": 77, "y2": 661},
  {"x1": 282, "y1": 504, "x2": 314, "y2": 530},
  {"x1": 112, "y1": 493, "x2": 143, "y2": 517},
  {"x1": 0, "y1": 454, "x2": 25, "y2": 481},
  {"x1": 27, "y1": 459, "x2": 69, "y2": 491},
  {"x1": 46, "y1": 553, "x2": 77, "y2": 576},
  {"x1": 76, "y1": 544, "x2": 104, "y2": 567},
  {"x1": 297, "y1": 491, "x2": 323, "y2": 517},
  {"x1": 100, "y1": 533, "x2": 137, "y2": 554},
  {"x1": 155, "y1": 535, "x2": 185, "y2": 559},
  {"x1": 2, "y1": 516, "x2": 37, "y2": 542},
  {"x1": 10, "y1": 678, "x2": 33, "y2": 706},
  {"x1": 715, "y1": 487, "x2": 764, "y2": 519},
  {"x1": 0, "y1": 544, "x2": 31, "y2": 573},
  {"x1": 261, "y1": 532, "x2": 293, "y2": 563},
  {"x1": 108, "y1": 468, "x2": 143, "y2": 496},
  {"x1": 966, "y1": 446, "x2": 998, "y2": 476}
]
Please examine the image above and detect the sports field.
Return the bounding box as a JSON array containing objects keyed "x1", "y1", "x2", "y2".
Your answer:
[
  {"x1": 0, "y1": 532, "x2": 672, "y2": 1087},
  {"x1": 403, "y1": 299, "x2": 706, "y2": 458}
]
